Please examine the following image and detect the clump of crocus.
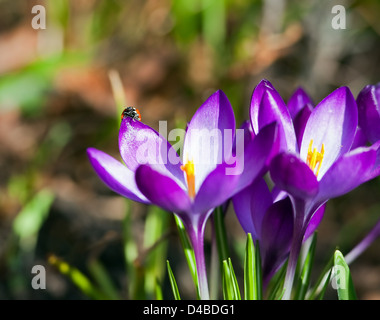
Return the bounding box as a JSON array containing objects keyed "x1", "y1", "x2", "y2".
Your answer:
[
  {"x1": 249, "y1": 79, "x2": 380, "y2": 299},
  {"x1": 88, "y1": 90, "x2": 276, "y2": 299}
]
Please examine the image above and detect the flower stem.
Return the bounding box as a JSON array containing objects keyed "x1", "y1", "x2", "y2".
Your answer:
[
  {"x1": 282, "y1": 198, "x2": 306, "y2": 300},
  {"x1": 186, "y1": 218, "x2": 210, "y2": 300}
]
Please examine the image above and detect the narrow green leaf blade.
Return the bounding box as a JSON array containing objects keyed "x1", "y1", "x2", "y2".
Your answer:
[
  {"x1": 318, "y1": 269, "x2": 332, "y2": 300},
  {"x1": 267, "y1": 261, "x2": 287, "y2": 300},
  {"x1": 214, "y1": 206, "x2": 230, "y2": 262},
  {"x1": 48, "y1": 255, "x2": 106, "y2": 300},
  {"x1": 222, "y1": 260, "x2": 234, "y2": 300},
  {"x1": 155, "y1": 278, "x2": 163, "y2": 300},
  {"x1": 307, "y1": 255, "x2": 334, "y2": 300},
  {"x1": 254, "y1": 241, "x2": 263, "y2": 300},
  {"x1": 295, "y1": 233, "x2": 317, "y2": 300},
  {"x1": 87, "y1": 259, "x2": 120, "y2": 300},
  {"x1": 174, "y1": 215, "x2": 199, "y2": 298},
  {"x1": 13, "y1": 189, "x2": 54, "y2": 241},
  {"x1": 228, "y1": 258, "x2": 241, "y2": 300},
  {"x1": 333, "y1": 250, "x2": 357, "y2": 300},
  {"x1": 244, "y1": 233, "x2": 255, "y2": 300},
  {"x1": 167, "y1": 260, "x2": 181, "y2": 300}
]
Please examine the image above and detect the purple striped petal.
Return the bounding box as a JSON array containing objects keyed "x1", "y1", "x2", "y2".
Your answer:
[
  {"x1": 234, "y1": 122, "x2": 278, "y2": 192},
  {"x1": 293, "y1": 103, "x2": 313, "y2": 149},
  {"x1": 288, "y1": 87, "x2": 314, "y2": 119},
  {"x1": 357, "y1": 84, "x2": 380, "y2": 144},
  {"x1": 193, "y1": 162, "x2": 241, "y2": 214},
  {"x1": 182, "y1": 90, "x2": 236, "y2": 192},
  {"x1": 269, "y1": 153, "x2": 319, "y2": 200},
  {"x1": 87, "y1": 148, "x2": 149, "y2": 203},
  {"x1": 351, "y1": 127, "x2": 368, "y2": 150},
  {"x1": 353, "y1": 141, "x2": 380, "y2": 183},
  {"x1": 119, "y1": 117, "x2": 184, "y2": 186},
  {"x1": 250, "y1": 79, "x2": 297, "y2": 153},
  {"x1": 135, "y1": 164, "x2": 191, "y2": 213},
  {"x1": 304, "y1": 204, "x2": 325, "y2": 241},
  {"x1": 316, "y1": 147, "x2": 376, "y2": 204},
  {"x1": 232, "y1": 184, "x2": 256, "y2": 237},
  {"x1": 300, "y1": 87, "x2": 358, "y2": 179},
  {"x1": 261, "y1": 197, "x2": 294, "y2": 280},
  {"x1": 232, "y1": 177, "x2": 272, "y2": 241}
]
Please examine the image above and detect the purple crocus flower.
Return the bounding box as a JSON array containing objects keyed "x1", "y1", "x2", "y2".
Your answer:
[
  {"x1": 357, "y1": 83, "x2": 380, "y2": 144},
  {"x1": 250, "y1": 79, "x2": 297, "y2": 156},
  {"x1": 287, "y1": 87, "x2": 314, "y2": 120},
  {"x1": 265, "y1": 85, "x2": 380, "y2": 299},
  {"x1": 232, "y1": 177, "x2": 325, "y2": 288},
  {"x1": 88, "y1": 90, "x2": 276, "y2": 299},
  {"x1": 232, "y1": 177, "x2": 293, "y2": 286},
  {"x1": 287, "y1": 87, "x2": 314, "y2": 149}
]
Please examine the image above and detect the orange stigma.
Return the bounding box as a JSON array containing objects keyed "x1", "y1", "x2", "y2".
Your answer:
[
  {"x1": 181, "y1": 159, "x2": 195, "y2": 199},
  {"x1": 306, "y1": 140, "x2": 325, "y2": 177}
]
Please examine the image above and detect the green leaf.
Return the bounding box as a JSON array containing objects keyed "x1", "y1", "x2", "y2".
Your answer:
[
  {"x1": 87, "y1": 260, "x2": 120, "y2": 300},
  {"x1": 244, "y1": 233, "x2": 255, "y2": 300},
  {"x1": 154, "y1": 278, "x2": 163, "y2": 300},
  {"x1": 167, "y1": 260, "x2": 181, "y2": 300},
  {"x1": 48, "y1": 255, "x2": 106, "y2": 300},
  {"x1": 306, "y1": 255, "x2": 334, "y2": 300},
  {"x1": 13, "y1": 189, "x2": 54, "y2": 251},
  {"x1": 214, "y1": 206, "x2": 230, "y2": 263},
  {"x1": 122, "y1": 200, "x2": 144, "y2": 299},
  {"x1": 333, "y1": 250, "x2": 357, "y2": 300},
  {"x1": 228, "y1": 258, "x2": 241, "y2": 300},
  {"x1": 222, "y1": 260, "x2": 233, "y2": 300},
  {"x1": 254, "y1": 240, "x2": 263, "y2": 300},
  {"x1": 318, "y1": 269, "x2": 332, "y2": 300},
  {"x1": 267, "y1": 262, "x2": 287, "y2": 300},
  {"x1": 222, "y1": 258, "x2": 241, "y2": 300},
  {"x1": 295, "y1": 233, "x2": 317, "y2": 300},
  {"x1": 174, "y1": 214, "x2": 199, "y2": 298},
  {"x1": 143, "y1": 206, "x2": 170, "y2": 298}
]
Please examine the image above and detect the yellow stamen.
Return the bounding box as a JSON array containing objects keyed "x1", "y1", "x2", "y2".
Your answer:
[
  {"x1": 306, "y1": 140, "x2": 325, "y2": 177},
  {"x1": 181, "y1": 159, "x2": 196, "y2": 199}
]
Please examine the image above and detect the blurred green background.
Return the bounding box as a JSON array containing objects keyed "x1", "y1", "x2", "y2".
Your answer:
[{"x1": 0, "y1": 0, "x2": 380, "y2": 300}]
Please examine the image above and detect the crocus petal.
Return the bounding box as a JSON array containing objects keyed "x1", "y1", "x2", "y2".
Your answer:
[
  {"x1": 304, "y1": 204, "x2": 325, "y2": 241},
  {"x1": 269, "y1": 153, "x2": 319, "y2": 200},
  {"x1": 288, "y1": 87, "x2": 314, "y2": 119},
  {"x1": 135, "y1": 165, "x2": 191, "y2": 213},
  {"x1": 182, "y1": 90, "x2": 236, "y2": 192},
  {"x1": 357, "y1": 84, "x2": 380, "y2": 144},
  {"x1": 300, "y1": 87, "x2": 358, "y2": 178},
  {"x1": 315, "y1": 147, "x2": 376, "y2": 205},
  {"x1": 293, "y1": 103, "x2": 313, "y2": 149},
  {"x1": 352, "y1": 141, "x2": 380, "y2": 184},
  {"x1": 250, "y1": 79, "x2": 297, "y2": 153},
  {"x1": 193, "y1": 162, "x2": 241, "y2": 214},
  {"x1": 87, "y1": 148, "x2": 149, "y2": 203},
  {"x1": 119, "y1": 117, "x2": 184, "y2": 186},
  {"x1": 261, "y1": 197, "x2": 294, "y2": 279},
  {"x1": 232, "y1": 185, "x2": 255, "y2": 237},
  {"x1": 234, "y1": 122, "x2": 278, "y2": 191},
  {"x1": 232, "y1": 177, "x2": 272, "y2": 241},
  {"x1": 351, "y1": 127, "x2": 368, "y2": 150},
  {"x1": 234, "y1": 120, "x2": 255, "y2": 151}
]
